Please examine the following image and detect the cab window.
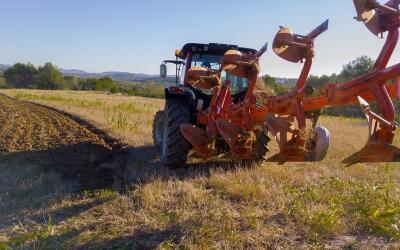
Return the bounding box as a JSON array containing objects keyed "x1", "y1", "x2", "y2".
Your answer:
[
  {"x1": 189, "y1": 53, "x2": 249, "y2": 94},
  {"x1": 191, "y1": 54, "x2": 221, "y2": 70}
]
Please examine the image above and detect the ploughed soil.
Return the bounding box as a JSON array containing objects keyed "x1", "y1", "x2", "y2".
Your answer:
[{"x1": 0, "y1": 94, "x2": 128, "y2": 189}]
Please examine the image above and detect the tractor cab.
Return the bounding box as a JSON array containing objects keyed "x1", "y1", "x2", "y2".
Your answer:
[{"x1": 160, "y1": 43, "x2": 257, "y2": 104}]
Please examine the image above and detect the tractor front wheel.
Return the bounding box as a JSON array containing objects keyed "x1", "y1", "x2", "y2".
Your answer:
[
  {"x1": 161, "y1": 98, "x2": 192, "y2": 168},
  {"x1": 152, "y1": 111, "x2": 164, "y2": 149}
]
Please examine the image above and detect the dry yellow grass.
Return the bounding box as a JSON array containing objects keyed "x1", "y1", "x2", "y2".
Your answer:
[{"x1": 0, "y1": 89, "x2": 400, "y2": 249}]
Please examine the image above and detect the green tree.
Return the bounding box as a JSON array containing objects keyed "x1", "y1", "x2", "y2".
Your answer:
[
  {"x1": 262, "y1": 75, "x2": 276, "y2": 86},
  {"x1": 4, "y1": 63, "x2": 38, "y2": 88},
  {"x1": 0, "y1": 71, "x2": 6, "y2": 87},
  {"x1": 77, "y1": 77, "x2": 117, "y2": 91},
  {"x1": 36, "y1": 63, "x2": 64, "y2": 89},
  {"x1": 261, "y1": 75, "x2": 287, "y2": 94},
  {"x1": 95, "y1": 77, "x2": 116, "y2": 91},
  {"x1": 78, "y1": 78, "x2": 97, "y2": 90},
  {"x1": 340, "y1": 55, "x2": 374, "y2": 81},
  {"x1": 305, "y1": 55, "x2": 376, "y2": 118},
  {"x1": 63, "y1": 76, "x2": 78, "y2": 89},
  {"x1": 307, "y1": 74, "x2": 340, "y2": 89},
  {"x1": 306, "y1": 55, "x2": 374, "y2": 91}
]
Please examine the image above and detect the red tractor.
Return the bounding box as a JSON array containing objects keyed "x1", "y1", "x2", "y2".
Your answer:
[{"x1": 153, "y1": 43, "x2": 270, "y2": 168}]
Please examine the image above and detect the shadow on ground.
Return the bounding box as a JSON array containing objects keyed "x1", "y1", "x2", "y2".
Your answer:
[
  {"x1": 119, "y1": 145, "x2": 259, "y2": 190},
  {"x1": 0, "y1": 142, "x2": 247, "y2": 191},
  {"x1": 0, "y1": 142, "x2": 252, "y2": 249},
  {"x1": 0, "y1": 142, "x2": 121, "y2": 189},
  {"x1": 0, "y1": 141, "x2": 124, "y2": 231}
]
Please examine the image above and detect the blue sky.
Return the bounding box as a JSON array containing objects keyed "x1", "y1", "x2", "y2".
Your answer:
[{"x1": 2, "y1": 0, "x2": 399, "y2": 77}]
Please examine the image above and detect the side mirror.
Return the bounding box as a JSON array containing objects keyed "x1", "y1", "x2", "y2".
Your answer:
[{"x1": 160, "y1": 64, "x2": 167, "y2": 78}]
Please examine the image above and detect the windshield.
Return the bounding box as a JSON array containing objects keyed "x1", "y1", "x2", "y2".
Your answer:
[
  {"x1": 221, "y1": 71, "x2": 249, "y2": 93},
  {"x1": 189, "y1": 53, "x2": 249, "y2": 94},
  {"x1": 191, "y1": 54, "x2": 221, "y2": 70}
]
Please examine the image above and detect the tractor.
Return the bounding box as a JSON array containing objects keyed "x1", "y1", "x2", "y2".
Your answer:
[{"x1": 153, "y1": 43, "x2": 270, "y2": 168}]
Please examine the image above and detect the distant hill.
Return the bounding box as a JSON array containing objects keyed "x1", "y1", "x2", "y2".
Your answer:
[
  {"x1": 0, "y1": 64, "x2": 10, "y2": 71},
  {"x1": 59, "y1": 68, "x2": 175, "y2": 83},
  {"x1": 1, "y1": 63, "x2": 294, "y2": 85},
  {"x1": 59, "y1": 69, "x2": 87, "y2": 75},
  {"x1": 0, "y1": 64, "x2": 174, "y2": 83}
]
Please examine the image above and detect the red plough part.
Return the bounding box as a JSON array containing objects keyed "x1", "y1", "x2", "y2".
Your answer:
[{"x1": 181, "y1": 0, "x2": 400, "y2": 164}]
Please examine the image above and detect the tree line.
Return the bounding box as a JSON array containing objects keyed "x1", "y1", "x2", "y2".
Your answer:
[
  {"x1": 0, "y1": 71, "x2": 5, "y2": 86},
  {"x1": 305, "y1": 55, "x2": 399, "y2": 119},
  {"x1": 306, "y1": 55, "x2": 375, "y2": 90},
  {"x1": 3, "y1": 56, "x2": 376, "y2": 94},
  {"x1": 261, "y1": 55, "x2": 375, "y2": 94},
  {"x1": 3, "y1": 62, "x2": 118, "y2": 92},
  {"x1": 2, "y1": 62, "x2": 166, "y2": 98},
  {"x1": 261, "y1": 55, "x2": 399, "y2": 121}
]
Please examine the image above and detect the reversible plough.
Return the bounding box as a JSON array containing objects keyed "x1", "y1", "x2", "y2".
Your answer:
[
  {"x1": 155, "y1": 0, "x2": 400, "y2": 168},
  {"x1": 181, "y1": 0, "x2": 400, "y2": 163}
]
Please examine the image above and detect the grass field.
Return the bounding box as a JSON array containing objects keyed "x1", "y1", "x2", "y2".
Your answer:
[{"x1": 0, "y1": 89, "x2": 400, "y2": 249}]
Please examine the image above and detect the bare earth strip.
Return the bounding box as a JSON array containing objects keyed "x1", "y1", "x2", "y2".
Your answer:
[
  {"x1": 0, "y1": 94, "x2": 107, "y2": 152},
  {"x1": 0, "y1": 94, "x2": 127, "y2": 189}
]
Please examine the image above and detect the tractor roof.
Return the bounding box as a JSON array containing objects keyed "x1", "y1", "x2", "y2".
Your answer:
[{"x1": 178, "y1": 43, "x2": 257, "y2": 59}]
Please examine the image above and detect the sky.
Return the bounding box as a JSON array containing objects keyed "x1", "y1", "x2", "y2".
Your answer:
[{"x1": 2, "y1": 0, "x2": 400, "y2": 78}]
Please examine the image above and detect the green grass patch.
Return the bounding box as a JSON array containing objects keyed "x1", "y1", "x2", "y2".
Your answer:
[
  {"x1": 82, "y1": 189, "x2": 119, "y2": 200},
  {"x1": 7, "y1": 218, "x2": 54, "y2": 248},
  {"x1": 285, "y1": 176, "x2": 400, "y2": 242},
  {"x1": 0, "y1": 242, "x2": 12, "y2": 250}
]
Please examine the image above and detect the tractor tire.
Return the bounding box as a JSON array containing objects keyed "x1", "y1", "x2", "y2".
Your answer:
[
  {"x1": 161, "y1": 98, "x2": 192, "y2": 169},
  {"x1": 152, "y1": 110, "x2": 164, "y2": 149},
  {"x1": 247, "y1": 127, "x2": 270, "y2": 164}
]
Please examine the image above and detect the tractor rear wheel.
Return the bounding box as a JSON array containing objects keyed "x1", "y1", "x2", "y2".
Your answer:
[{"x1": 161, "y1": 98, "x2": 192, "y2": 168}]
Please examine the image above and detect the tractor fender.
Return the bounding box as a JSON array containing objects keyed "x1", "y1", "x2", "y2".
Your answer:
[
  {"x1": 165, "y1": 85, "x2": 196, "y2": 102},
  {"x1": 164, "y1": 86, "x2": 197, "y2": 123}
]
